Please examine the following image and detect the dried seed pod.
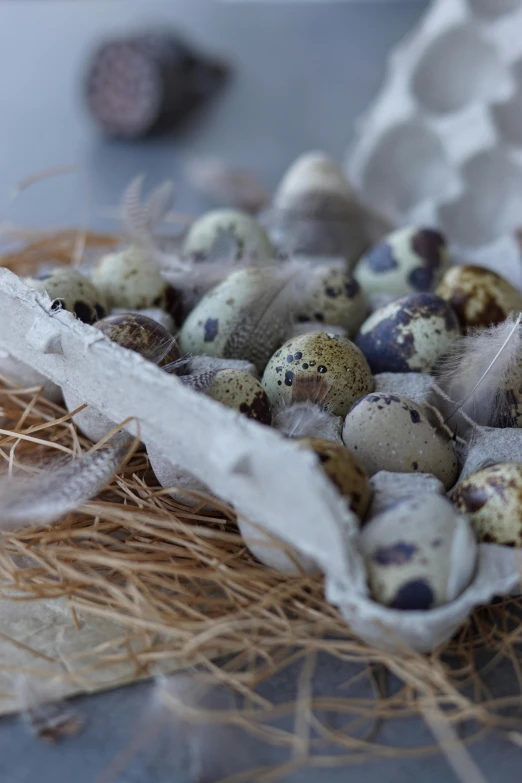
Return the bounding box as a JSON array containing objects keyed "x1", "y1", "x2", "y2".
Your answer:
[
  {"x1": 94, "y1": 313, "x2": 180, "y2": 367},
  {"x1": 25, "y1": 268, "x2": 106, "y2": 325},
  {"x1": 85, "y1": 31, "x2": 228, "y2": 139}
]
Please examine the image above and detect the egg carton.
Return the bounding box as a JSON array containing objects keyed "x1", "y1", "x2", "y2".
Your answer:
[
  {"x1": 1, "y1": 266, "x2": 520, "y2": 653},
  {"x1": 346, "y1": 0, "x2": 522, "y2": 289}
]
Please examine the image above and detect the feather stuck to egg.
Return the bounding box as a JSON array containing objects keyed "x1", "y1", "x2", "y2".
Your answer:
[
  {"x1": 262, "y1": 332, "x2": 373, "y2": 418},
  {"x1": 360, "y1": 495, "x2": 477, "y2": 610},
  {"x1": 94, "y1": 313, "x2": 180, "y2": 367},
  {"x1": 205, "y1": 370, "x2": 272, "y2": 424},
  {"x1": 294, "y1": 265, "x2": 368, "y2": 336},
  {"x1": 355, "y1": 292, "x2": 460, "y2": 374},
  {"x1": 452, "y1": 463, "x2": 522, "y2": 546},
  {"x1": 436, "y1": 264, "x2": 522, "y2": 331},
  {"x1": 93, "y1": 247, "x2": 181, "y2": 320},
  {"x1": 342, "y1": 392, "x2": 459, "y2": 489},
  {"x1": 354, "y1": 227, "x2": 449, "y2": 298},
  {"x1": 26, "y1": 268, "x2": 106, "y2": 324},
  {"x1": 182, "y1": 208, "x2": 274, "y2": 260},
  {"x1": 295, "y1": 438, "x2": 370, "y2": 519}
]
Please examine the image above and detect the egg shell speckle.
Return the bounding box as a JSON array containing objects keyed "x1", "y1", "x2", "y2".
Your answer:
[
  {"x1": 354, "y1": 226, "x2": 449, "y2": 298},
  {"x1": 94, "y1": 313, "x2": 180, "y2": 367},
  {"x1": 206, "y1": 370, "x2": 272, "y2": 424},
  {"x1": 342, "y1": 392, "x2": 459, "y2": 489},
  {"x1": 452, "y1": 463, "x2": 522, "y2": 546},
  {"x1": 360, "y1": 495, "x2": 477, "y2": 610},
  {"x1": 26, "y1": 268, "x2": 106, "y2": 325},
  {"x1": 295, "y1": 437, "x2": 370, "y2": 519},
  {"x1": 183, "y1": 208, "x2": 274, "y2": 260},
  {"x1": 436, "y1": 264, "x2": 522, "y2": 331},
  {"x1": 93, "y1": 247, "x2": 180, "y2": 318},
  {"x1": 355, "y1": 292, "x2": 460, "y2": 374},
  {"x1": 294, "y1": 266, "x2": 368, "y2": 336},
  {"x1": 179, "y1": 267, "x2": 274, "y2": 360},
  {"x1": 262, "y1": 331, "x2": 373, "y2": 418}
]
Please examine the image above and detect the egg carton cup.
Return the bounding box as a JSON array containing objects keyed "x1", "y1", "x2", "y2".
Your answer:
[
  {"x1": 2, "y1": 266, "x2": 522, "y2": 652},
  {"x1": 346, "y1": 0, "x2": 522, "y2": 289}
]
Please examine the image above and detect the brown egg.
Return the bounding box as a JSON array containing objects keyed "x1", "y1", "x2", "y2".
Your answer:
[
  {"x1": 95, "y1": 313, "x2": 180, "y2": 367},
  {"x1": 436, "y1": 264, "x2": 522, "y2": 331},
  {"x1": 295, "y1": 437, "x2": 370, "y2": 519},
  {"x1": 452, "y1": 462, "x2": 522, "y2": 546}
]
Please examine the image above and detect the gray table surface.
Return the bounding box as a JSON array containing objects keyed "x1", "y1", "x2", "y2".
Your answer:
[{"x1": 1, "y1": 2, "x2": 520, "y2": 782}]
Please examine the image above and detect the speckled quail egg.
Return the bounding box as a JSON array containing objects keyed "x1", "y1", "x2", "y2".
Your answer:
[
  {"x1": 436, "y1": 264, "x2": 522, "y2": 331},
  {"x1": 452, "y1": 463, "x2": 522, "y2": 545},
  {"x1": 179, "y1": 266, "x2": 273, "y2": 361},
  {"x1": 26, "y1": 268, "x2": 106, "y2": 324},
  {"x1": 182, "y1": 208, "x2": 274, "y2": 260},
  {"x1": 354, "y1": 227, "x2": 449, "y2": 298},
  {"x1": 342, "y1": 393, "x2": 459, "y2": 489},
  {"x1": 205, "y1": 369, "x2": 272, "y2": 424},
  {"x1": 360, "y1": 495, "x2": 477, "y2": 610},
  {"x1": 295, "y1": 438, "x2": 370, "y2": 519},
  {"x1": 92, "y1": 246, "x2": 181, "y2": 320},
  {"x1": 262, "y1": 332, "x2": 373, "y2": 418},
  {"x1": 294, "y1": 265, "x2": 368, "y2": 336},
  {"x1": 355, "y1": 293, "x2": 460, "y2": 374},
  {"x1": 269, "y1": 151, "x2": 374, "y2": 262},
  {"x1": 94, "y1": 313, "x2": 180, "y2": 367}
]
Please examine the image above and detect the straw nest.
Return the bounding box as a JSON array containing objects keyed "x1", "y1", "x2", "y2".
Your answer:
[{"x1": 2, "y1": 231, "x2": 522, "y2": 780}]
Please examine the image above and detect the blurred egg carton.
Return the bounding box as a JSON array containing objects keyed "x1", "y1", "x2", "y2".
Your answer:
[{"x1": 346, "y1": 0, "x2": 522, "y2": 288}]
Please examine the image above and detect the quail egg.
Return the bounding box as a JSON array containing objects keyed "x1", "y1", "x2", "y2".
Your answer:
[
  {"x1": 354, "y1": 227, "x2": 449, "y2": 298},
  {"x1": 94, "y1": 313, "x2": 180, "y2": 367},
  {"x1": 342, "y1": 392, "x2": 459, "y2": 489},
  {"x1": 262, "y1": 332, "x2": 373, "y2": 418},
  {"x1": 452, "y1": 463, "x2": 522, "y2": 546},
  {"x1": 294, "y1": 265, "x2": 368, "y2": 336},
  {"x1": 355, "y1": 293, "x2": 460, "y2": 374},
  {"x1": 93, "y1": 246, "x2": 181, "y2": 320},
  {"x1": 205, "y1": 369, "x2": 272, "y2": 424},
  {"x1": 182, "y1": 208, "x2": 274, "y2": 260},
  {"x1": 270, "y1": 151, "x2": 371, "y2": 261},
  {"x1": 296, "y1": 438, "x2": 370, "y2": 519},
  {"x1": 360, "y1": 495, "x2": 477, "y2": 610},
  {"x1": 26, "y1": 268, "x2": 106, "y2": 324},
  {"x1": 436, "y1": 264, "x2": 522, "y2": 331},
  {"x1": 179, "y1": 267, "x2": 273, "y2": 361}
]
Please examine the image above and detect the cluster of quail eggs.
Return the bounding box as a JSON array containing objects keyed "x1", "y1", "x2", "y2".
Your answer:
[{"x1": 11, "y1": 149, "x2": 522, "y2": 618}]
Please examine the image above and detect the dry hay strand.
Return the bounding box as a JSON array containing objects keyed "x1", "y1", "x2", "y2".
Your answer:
[{"x1": 2, "y1": 236, "x2": 522, "y2": 775}]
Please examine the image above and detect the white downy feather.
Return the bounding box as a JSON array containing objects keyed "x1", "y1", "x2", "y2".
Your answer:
[
  {"x1": 0, "y1": 443, "x2": 128, "y2": 530},
  {"x1": 273, "y1": 376, "x2": 342, "y2": 442},
  {"x1": 435, "y1": 313, "x2": 522, "y2": 428}
]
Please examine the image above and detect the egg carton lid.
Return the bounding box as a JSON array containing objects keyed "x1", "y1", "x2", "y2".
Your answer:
[
  {"x1": 1, "y1": 266, "x2": 521, "y2": 651},
  {"x1": 346, "y1": 0, "x2": 522, "y2": 289}
]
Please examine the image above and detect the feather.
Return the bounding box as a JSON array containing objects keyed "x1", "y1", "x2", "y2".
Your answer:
[
  {"x1": 143, "y1": 180, "x2": 175, "y2": 235},
  {"x1": 185, "y1": 156, "x2": 269, "y2": 212},
  {"x1": 273, "y1": 376, "x2": 342, "y2": 442},
  {"x1": 0, "y1": 443, "x2": 128, "y2": 530},
  {"x1": 14, "y1": 676, "x2": 83, "y2": 741},
  {"x1": 222, "y1": 260, "x2": 318, "y2": 371},
  {"x1": 434, "y1": 313, "x2": 522, "y2": 429}
]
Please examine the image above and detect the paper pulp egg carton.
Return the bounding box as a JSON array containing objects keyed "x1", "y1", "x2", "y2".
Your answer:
[
  {"x1": 1, "y1": 267, "x2": 521, "y2": 653},
  {"x1": 346, "y1": 0, "x2": 522, "y2": 289}
]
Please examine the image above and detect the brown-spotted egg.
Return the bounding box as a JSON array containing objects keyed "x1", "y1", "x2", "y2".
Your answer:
[
  {"x1": 295, "y1": 438, "x2": 370, "y2": 519},
  {"x1": 354, "y1": 227, "x2": 449, "y2": 297},
  {"x1": 262, "y1": 332, "x2": 373, "y2": 418},
  {"x1": 93, "y1": 247, "x2": 181, "y2": 320},
  {"x1": 436, "y1": 264, "x2": 522, "y2": 331},
  {"x1": 360, "y1": 495, "x2": 477, "y2": 610},
  {"x1": 182, "y1": 208, "x2": 274, "y2": 260},
  {"x1": 205, "y1": 369, "x2": 272, "y2": 424},
  {"x1": 342, "y1": 392, "x2": 459, "y2": 489},
  {"x1": 294, "y1": 265, "x2": 368, "y2": 336},
  {"x1": 94, "y1": 313, "x2": 180, "y2": 367},
  {"x1": 452, "y1": 463, "x2": 522, "y2": 545},
  {"x1": 355, "y1": 293, "x2": 460, "y2": 374},
  {"x1": 26, "y1": 268, "x2": 106, "y2": 324}
]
